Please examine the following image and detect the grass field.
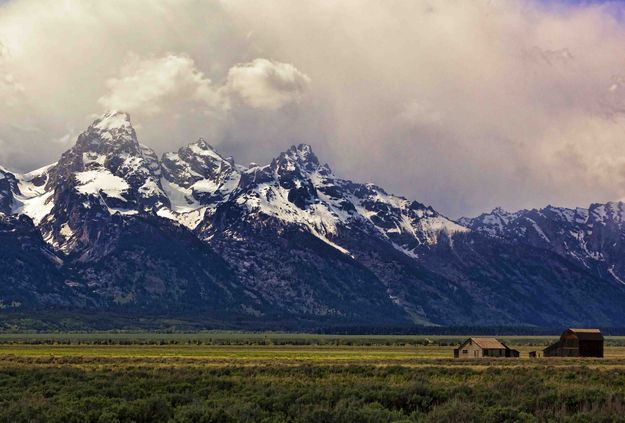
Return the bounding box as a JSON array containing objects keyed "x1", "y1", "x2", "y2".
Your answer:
[{"x1": 2, "y1": 333, "x2": 625, "y2": 422}]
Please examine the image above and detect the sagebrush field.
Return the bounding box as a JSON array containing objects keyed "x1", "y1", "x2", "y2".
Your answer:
[{"x1": 2, "y1": 333, "x2": 625, "y2": 422}]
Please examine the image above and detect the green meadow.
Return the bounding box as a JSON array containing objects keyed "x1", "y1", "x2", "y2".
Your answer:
[{"x1": 2, "y1": 333, "x2": 625, "y2": 422}]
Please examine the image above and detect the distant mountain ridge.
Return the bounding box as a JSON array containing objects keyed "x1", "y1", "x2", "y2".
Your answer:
[
  {"x1": 2, "y1": 111, "x2": 625, "y2": 328},
  {"x1": 460, "y1": 202, "x2": 625, "y2": 287}
]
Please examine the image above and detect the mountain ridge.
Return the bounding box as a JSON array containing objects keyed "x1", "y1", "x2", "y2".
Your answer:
[{"x1": 2, "y1": 111, "x2": 625, "y2": 328}]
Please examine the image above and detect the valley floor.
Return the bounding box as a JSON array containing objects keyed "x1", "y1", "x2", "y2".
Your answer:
[{"x1": 2, "y1": 334, "x2": 625, "y2": 422}]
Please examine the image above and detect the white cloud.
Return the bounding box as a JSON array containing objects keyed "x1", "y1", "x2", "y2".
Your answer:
[
  {"x1": 97, "y1": 55, "x2": 310, "y2": 118},
  {"x1": 98, "y1": 54, "x2": 218, "y2": 117},
  {"x1": 221, "y1": 58, "x2": 311, "y2": 110}
]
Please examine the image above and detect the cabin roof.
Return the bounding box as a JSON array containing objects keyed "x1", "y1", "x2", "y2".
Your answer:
[
  {"x1": 472, "y1": 337, "x2": 506, "y2": 349},
  {"x1": 464, "y1": 337, "x2": 506, "y2": 350},
  {"x1": 565, "y1": 328, "x2": 604, "y2": 341}
]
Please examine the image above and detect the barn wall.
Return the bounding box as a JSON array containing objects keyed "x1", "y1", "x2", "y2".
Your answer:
[
  {"x1": 579, "y1": 340, "x2": 603, "y2": 358},
  {"x1": 543, "y1": 331, "x2": 604, "y2": 357},
  {"x1": 458, "y1": 340, "x2": 483, "y2": 358},
  {"x1": 483, "y1": 348, "x2": 505, "y2": 357}
]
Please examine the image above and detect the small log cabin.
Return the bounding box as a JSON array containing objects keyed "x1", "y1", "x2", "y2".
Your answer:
[
  {"x1": 543, "y1": 328, "x2": 604, "y2": 358},
  {"x1": 453, "y1": 337, "x2": 520, "y2": 358}
]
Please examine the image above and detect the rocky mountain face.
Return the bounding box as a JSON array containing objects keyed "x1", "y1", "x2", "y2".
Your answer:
[
  {"x1": 0, "y1": 166, "x2": 19, "y2": 215},
  {"x1": 2, "y1": 111, "x2": 625, "y2": 328},
  {"x1": 41, "y1": 112, "x2": 169, "y2": 256},
  {"x1": 0, "y1": 215, "x2": 89, "y2": 310},
  {"x1": 461, "y1": 203, "x2": 625, "y2": 289}
]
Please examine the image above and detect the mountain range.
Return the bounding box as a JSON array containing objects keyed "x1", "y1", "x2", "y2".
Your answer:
[{"x1": 1, "y1": 111, "x2": 625, "y2": 329}]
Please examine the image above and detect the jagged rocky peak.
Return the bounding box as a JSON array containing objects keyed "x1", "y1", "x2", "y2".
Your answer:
[
  {"x1": 464, "y1": 202, "x2": 625, "y2": 238},
  {"x1": 284, "y1": 143, "x2": 319, "y2": 165},
  {"x1": 261, "y1": 144, "x2": 324, "y2": 209},
  {"x1": 31, "y1": 112, "x2": 170, "y2": 254},
  {"x1": 184, "y1": 138, "x2": 224, "y2": 161},
  {"x1": 161, "y1": 138, "x2": 237, "y2": 189},
  {"x1": 43, "y1": 112, "x2": 168, "y2": 234},
  {"x1": 589, "y1": 201, "x2": 625, "y2": 224},
  {"x1": 51, "y1": 111, "x2": 161, "y2": 185},
  {"x1": 160, "y1": 138, "x2": 241, "y2": 211},
  {"x1": 191, "y1": 138, "x2": 222, "y2": 157},
  {"x1": 49, "y1": 112, "x2": 136, "y2": 179},
  {"x1": 0, "y1": 163, "x2": 57, "y2": 228},
  {"x1": 483, "y1": 206, "x2": 517, "y2": 220},
  {"x1": 71, "y1": 111, "x2": 140, "y2": 157},
  {"x1": 270, "y1": 143, "x2": 330, "y2": 175},
  {"x1": 89, "y1": 111, "x2": 134, "y2": 141},
  {"x1": 491, "y1": 206, "x2": 509, "y2": 215},
  {"x1": 458, "y1": 206, "x2": 519, "y2": 237}
]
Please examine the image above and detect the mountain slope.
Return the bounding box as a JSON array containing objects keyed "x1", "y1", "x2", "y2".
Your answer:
[
  {"x1": 1, "y1": 111, "x2": 625, "y2": 328},
  {"x1": 65, "y1": 214, "x2": 247, "y2": 315},
  {"x1": 187, "y1": 143, "x2": 625, "y2": 326},
  {"x1": 417, "y1": 233, "x2": 625, "y2": 326},
  {"x1": 462, "y1": 203, "x2": 625, "y2": 287},
  {"x1": 0, "y1": 214, "x2": 90, "y2": 309},
  {"x1": 189, "y1": 144, "x2": 474, "y2": 325}
]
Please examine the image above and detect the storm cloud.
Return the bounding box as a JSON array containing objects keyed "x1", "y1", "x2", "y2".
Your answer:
[{"x1": 2, "y1": 0, "x2": 625, "y2": 217}]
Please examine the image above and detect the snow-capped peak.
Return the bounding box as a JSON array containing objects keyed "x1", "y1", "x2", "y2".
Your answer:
[
  {"x1": 37, "y1": 112, "x2": 169, "y2": 236},
  {"x1": 185, "y1": 138, "x2": 234, "y2": 165},
  {"x1": 271, "y1": 144, "x2": 324, "y2": 174},
  {"x1": 287, "y1": 143, "x2": 316, "y2": 161},
  {"x1": 458, "y1": 206, "x2": 520, "y2": 237},
  {"x1": 589, "y1": 201, "x2": 625, "y2": 224},
  {"x1": 82, "y1": 111, "x2": 136, "y2": 148},
  {"x1": 93, "y1": 111, "x2": 132, "y2": 131},
  {"x1": 161, "y1": 138, "x2": 239, "y2": 190},
  {"x1": 157, "y1": 137, "x2": 242, "y2": 228},
  {"x1": 189, "y1": 138, "x2": 215, "y2": 152}
]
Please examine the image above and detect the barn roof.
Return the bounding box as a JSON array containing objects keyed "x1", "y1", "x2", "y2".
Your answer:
[
  {"x1": 565, "y1": 328, "x2": 604, "y2": 341},
  {"x1": 470, "y1": 337, "x2": 506, "y2": 349}
]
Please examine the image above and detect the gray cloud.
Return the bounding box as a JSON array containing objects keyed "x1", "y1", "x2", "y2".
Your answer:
[
  {"x1": 2, "y1": 0, "x2": 625, "y2": 217},
  {"x1": 221, "y1": 58, "x2": 311, "y2": 110},
  {"x1": 98, "y1": 54, "x2": 219, "y2": 117}
]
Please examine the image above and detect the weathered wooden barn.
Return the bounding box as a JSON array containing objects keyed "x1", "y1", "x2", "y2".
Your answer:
[
  {"x1": 543, "y1": 328, "x2": 604, "y2": 358},
  {"x1": 453, "y1": 337, "x2": 520, "y2": 358}
]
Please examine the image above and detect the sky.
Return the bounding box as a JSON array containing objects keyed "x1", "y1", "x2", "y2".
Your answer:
[{"x1": 2, "y1": 1, "x2": 625, "y2": 218}]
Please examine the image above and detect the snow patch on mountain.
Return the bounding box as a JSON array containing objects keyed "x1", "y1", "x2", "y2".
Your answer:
[
  {"x1": 75, "y1": 169, "x2": 130, "y2": 201},
  {"x1": 59, "y1": 222, "x2": 74, "y2": 239},
  {"x1": 459, "y1": 207, "x2": 519, "y2": 237},
  {"x1": 14, "y1": 191, "x2": 54, "y2": 225},
  {"x1": 236, "y1": 179, "x2": 350, "y2": 254},
  {"x1": 188, "y1": 142, "x2": 224, "y2": 162},
  {"x1": 160, "y1": 178, "x2": 200, "y2": 212},
  {"x1": 608, "y1": 265, "x2": 625, "y2": 285},
  {"x1": 6, "y1": 163, "x2": 56, "y2": 225}
]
